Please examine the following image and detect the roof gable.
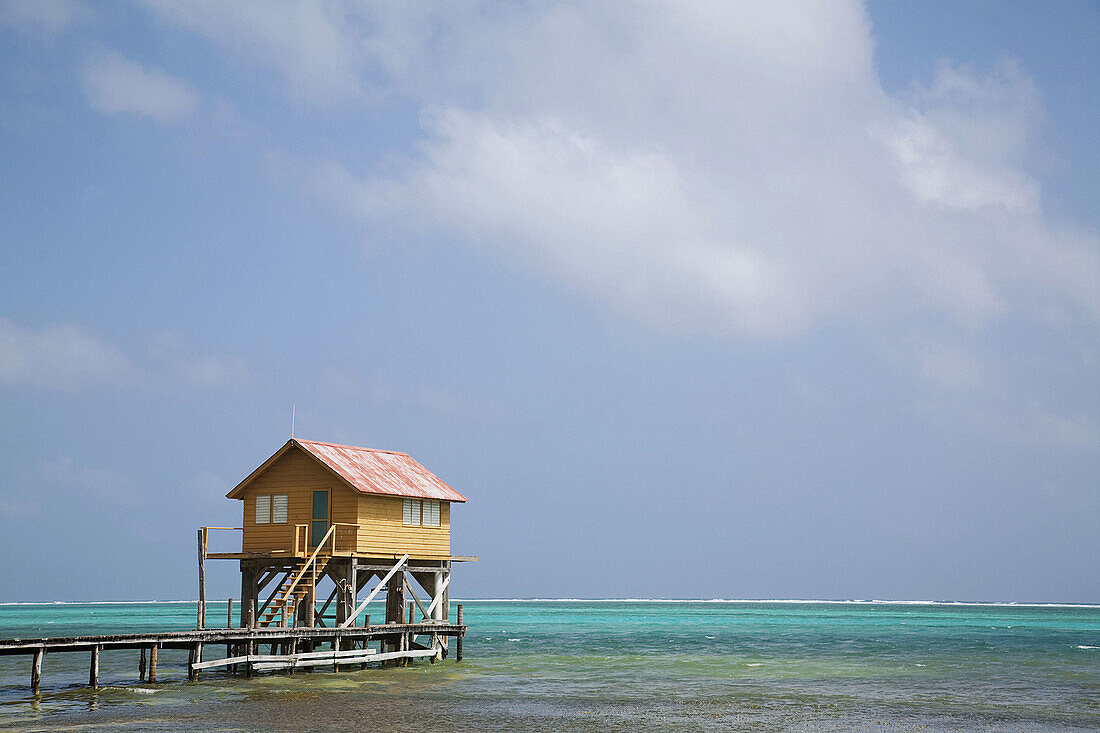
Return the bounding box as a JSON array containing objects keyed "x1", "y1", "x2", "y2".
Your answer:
[{"x1": 227, "y1": 439, "x2": 467, "y2": 502}]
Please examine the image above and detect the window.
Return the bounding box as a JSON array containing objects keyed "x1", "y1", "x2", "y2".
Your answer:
[
  {"x1": 403, "y1": 499, "x2": 441, "y2": 527},
  {"x1": 255, "y1": 494, "x2": 271, "y2": 524},
  {"x1": 403, "y1": 498, "x2": 420, "y2": 526},
  {"x1": 272, "y1": 494, "x2": 288, "y2": 524},
  {"x1": 423, "y1": 499, "x2": 440, "y2": 527}
]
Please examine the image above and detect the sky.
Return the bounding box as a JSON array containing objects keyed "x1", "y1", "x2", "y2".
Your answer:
[{"x1": 0, "y1": 0, "x2": 1097, "y2": 603}]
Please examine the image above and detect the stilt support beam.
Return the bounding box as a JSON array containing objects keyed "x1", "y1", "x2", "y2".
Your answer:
[
  {"x1": 31, "y1": 649, "x2": 42, "y2": 694},
  {"x1": 89, "y1": 644, "x2": 99, "y2": 687},
  {"x1": 456, "y1": 605, "x2": 463, "y2": 661}
]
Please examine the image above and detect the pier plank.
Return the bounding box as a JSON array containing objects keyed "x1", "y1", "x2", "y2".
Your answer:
[
  {"x1": 1, "y1": 621, "x2": 466, "y2": 692},
  {"x1": 0, "y1": 623, "x2": 465, "y2": 655}
]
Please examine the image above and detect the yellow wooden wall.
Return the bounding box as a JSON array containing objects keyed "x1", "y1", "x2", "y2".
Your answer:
[
  {"x1": 240, "y1": 448, "x2": 357, "y2": 552},
  {"x1": 355, "y1": 495, "x2": 451, "y2": 558},
  {"x1": 239, "y1": 445, "x2": 452, "y2": 557}
]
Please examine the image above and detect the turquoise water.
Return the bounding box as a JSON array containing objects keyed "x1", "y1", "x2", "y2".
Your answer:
[{"x1": 1, "y1": 600, "x2": 1098, "y2": 731}]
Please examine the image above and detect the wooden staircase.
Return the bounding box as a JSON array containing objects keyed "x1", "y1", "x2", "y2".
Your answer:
[
  {"x1": 259, "y1": 559, "x2": 310, "y2": 627},
  {"x1": 257, "y1": 524, "x2": 342, "y2": 628}
]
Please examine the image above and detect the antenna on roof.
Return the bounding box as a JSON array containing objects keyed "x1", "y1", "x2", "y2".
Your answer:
[{"x1": 291, "y1": 404, "x2": 296, "y2": 439}]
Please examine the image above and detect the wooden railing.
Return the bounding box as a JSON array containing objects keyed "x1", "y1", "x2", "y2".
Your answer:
[
  {"x1": 202, "y1": 523, "x2": 359, "y2": 559},
  {"x1": 200, "y1": 526, "x2": 245, "y2": 560},
  {"x1": 291, "y1": 522, "x2": 358, "y2": 556},
  {"x1": 280, "y1": 523, "x2": 357, "y2": 611},
  {"x1": 197, "y1": 527, "x2": 244, "y2": 628}
]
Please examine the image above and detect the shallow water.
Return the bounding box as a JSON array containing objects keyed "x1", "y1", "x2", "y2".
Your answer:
[{"x1": 1, "y1": 600, "x2": 1098, "y2": 731}]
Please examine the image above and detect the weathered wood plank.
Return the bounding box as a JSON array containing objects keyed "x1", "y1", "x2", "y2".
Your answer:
[
  {"x1": 341, "y1": 554, "x2": 408, "y2": 627},
  {"x1": 404, "y1": 578, "x2": 430, "y2": 622},
  {"x1": 252, "y1": 648, "x2": 433, "y2": 671},
  {"x1": 192, "y1": 646, "x2": 385, "y2": 671},
  {"x1": 426, "y1": 574, "x2": 451, "y2": 617}
]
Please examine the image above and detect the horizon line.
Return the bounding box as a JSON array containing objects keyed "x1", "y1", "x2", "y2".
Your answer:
[{"x1": 3, "y1": 598, "x2": 1099, "y2": 608}]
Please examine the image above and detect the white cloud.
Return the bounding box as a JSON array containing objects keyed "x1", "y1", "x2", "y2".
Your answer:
[
  {"x1": 134, "y1": 1, "x2": 1100, "y2": 445},
  {"x1": 128, "y1": 1, "x2": 1100, "y2": 335},
  {"x1": 82, "y1": 50, "x2": 199, "y2": 121},
  {"x1": 254, "y1": 2, "x2": 1096, "y2": 339},
  {"x1": 137, "y1": 0, "x2": 362, "y2": 104},
  {"x1": 0, "y1": 316, "x2": 133, "y2": 390},
  {"x1": 0, "y1": 316, "x2": 252, "y2": 393}
]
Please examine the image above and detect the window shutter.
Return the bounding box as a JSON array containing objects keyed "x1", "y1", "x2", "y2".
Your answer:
[
  {"x1": 403, "y1": 499, "x2": 420, "y2": 526},
  {"x1": 423, "y1": 500, "x2": 440, "y2": 527},
  {"x1": 272, "y1": 494, "x2": 288, "y2": 524},
  {"x1": 255, "y1": 495, "x2": 271, "y2": 524}
]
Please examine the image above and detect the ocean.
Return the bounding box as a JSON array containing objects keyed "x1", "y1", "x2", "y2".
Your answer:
[{"x1": 0, "y1": 600, "x2": 1097, "y2": 731}]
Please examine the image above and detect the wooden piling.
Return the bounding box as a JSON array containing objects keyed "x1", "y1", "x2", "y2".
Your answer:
[
  {"x1": 148, "y1": 644, "x2": 158, "y2": 683},
  {"x1": 456, "y1": 605, "x2": 463, "y2": 661},
  {"x1": 189, "y1": 642, "x2": 203, "y2": 681},
  {"x1": 196, "y1": 529, "x2": 207, "y2": 630},
  {"x1": 226, "y1": 598, "x2": 233, "y2": 669},
  {"x1": 31, "y1": 648, "x2": 42, "y2": 694},
  {"x1": 139, "y1": 647, "x2": 146, "y2": 681},
  {"x1": 361, "y1": 615, "x2": 370, "y2": 669},
  {"x1": 246, "y1": 600, "x2": 256, "y2": 676},
  {"x1": 89, "y1": 644, "x2": 100, "y2": 687},
  {"x1": 406, "y1": 602, "x2": 414, "y2": 665}
]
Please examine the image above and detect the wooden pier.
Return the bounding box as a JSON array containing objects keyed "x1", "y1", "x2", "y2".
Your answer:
[
  {"x1": 3, "y1": 438, "x2": 477, "y2": 697},
  {"x1": 1, "y1": 618, "x2": 465, "y2": 694}
]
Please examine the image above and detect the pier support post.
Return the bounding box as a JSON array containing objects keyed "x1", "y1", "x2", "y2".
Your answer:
[
  {"x1": 89, "y1": 645, "x2": 100, "y2": 688},
  {"x1": 139, "y1": 647, "x2": 146, "y2": 681},
  {"x1": 332, "y1": 558, "x2": 355, "y2": 629},
  {"x1": 226, "y1": 599, "x2": 233, "y2": 670},
  {"x1": 456, "y1": 605, "x2": 463, "y2": 662},
  {"x1": 361, "y1": 614, "x2": 370, "y2": 669},
  {"x1": 384, "y1": 571, "x2": 405, "y2": 661},
  {"x1": 188, "y1": 642, "x2": 203, "y2": 681},
  {"x1": 31, "y1": 648, "x2": 42, "y2": 694},
  {"x1": 420, "y1": 569, "x2": 447, "y2": 661},
  {"x1": 148, "y1": 644, "x2": 158, "y2": 683},
  {"x1": 239, "y1": 561, "x2": 259, "y2": 628},
  {"x1": 197, "y1": 528, "x2": 207, "y2": 630},
  {"x1": 245, "y1": 600, "x2": 255, "y2": 678},
  {"x1": 306, "y1": 585, "x2": 315, "y2": 628}
]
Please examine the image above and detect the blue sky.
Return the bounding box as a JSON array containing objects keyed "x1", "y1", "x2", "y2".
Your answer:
[{"x1": 1, "y1": 1, "x2": 1097, "y2": 602}]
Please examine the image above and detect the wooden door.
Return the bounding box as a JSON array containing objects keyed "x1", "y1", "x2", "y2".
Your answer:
[{"x1": 310, "y1": 489, "x2": 329, "y2": 547}]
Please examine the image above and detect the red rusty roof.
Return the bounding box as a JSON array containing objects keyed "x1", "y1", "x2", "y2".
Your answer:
[{"x1": 227, "y1": 439, "x2": 467, "y2": 502}]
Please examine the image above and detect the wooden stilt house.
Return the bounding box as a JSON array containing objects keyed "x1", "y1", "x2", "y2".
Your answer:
[{"x1": 202, "y1": 439, "x2": 474, "y2": 632}]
